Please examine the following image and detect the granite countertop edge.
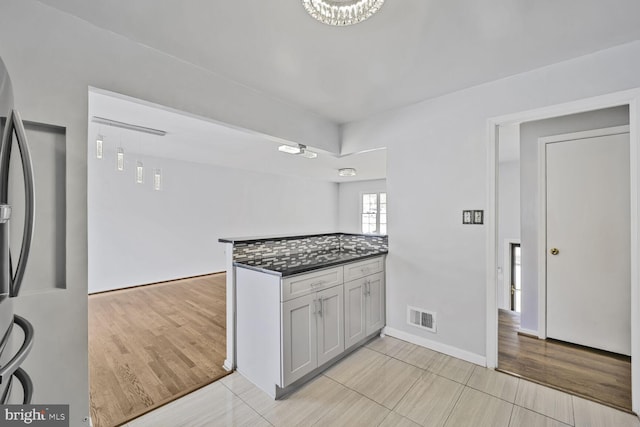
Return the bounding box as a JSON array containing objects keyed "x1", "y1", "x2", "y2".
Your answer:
[
  {"x1": 219, "y1": 232, "x2": 387, "y2": 244},
  {"x1": 233, "y1": 250, "x2": 387, "y2": 277}
]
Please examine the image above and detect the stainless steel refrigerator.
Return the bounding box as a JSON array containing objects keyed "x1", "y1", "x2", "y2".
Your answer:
[{"x1": 0, "y1": 57, "x2": 34, "y2": 404}]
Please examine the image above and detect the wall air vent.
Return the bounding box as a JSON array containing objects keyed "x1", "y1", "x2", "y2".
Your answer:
[{"x1": 407, "y1": 306, "x2": 436, "y2": 333}]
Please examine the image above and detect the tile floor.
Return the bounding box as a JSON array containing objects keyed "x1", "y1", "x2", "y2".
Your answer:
[{"x1": 124, "y1": 336, "x2": 640, "y2": 427}]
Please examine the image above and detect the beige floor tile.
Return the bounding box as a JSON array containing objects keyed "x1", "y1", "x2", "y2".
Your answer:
[
  {"x1": 129, "y1": 381, "x2": 269, "y2": 427},
  {"x1": 393, "y1": 343, "x2": 438, "y2": 370},
  {"x1": 444, "y1": 387, "x2": 513, "y2": 427},
  {"x1": 466, "y1": 366, "x2": 519, "y2": 402},
  {"x1": 573, "y1": 396, "x2": 640, "y2": 427},
  {"x1": 312, "y1": 388, "x2": 389, "y2": 426},
  {"x1": 510, "y1": 406, "x2": 571, "y2": 427},
  {"x1": 325, "y1": 346, "x2": 389, "y2": 386},
  {"x1": 514, "y1": 380, "x2": 574, "y2": 425},
  {"x1": 238, "y1": 383, "x2": 282, "y2": 416},
  {"x1": 221, "y1": 371, "x2": 259, "y2": 396},
  {"x1": 394, "y1": 371, "x2": 464, "y2": 427},
  {"x1": 379, "y1": 412, "x2": 422, "y2": 427},
  {"x1": 250, "y1": 375, "x2": 351, "y2": 427},
  {"x1": 427, "y1": 353, "x2": 475, "y2": 384},
  {"x1": 347, "y1": 355, "x2": 423, "y2": 409},
  {"x1": 366, "y1": 335, "x2": 414, "y2": 356}
]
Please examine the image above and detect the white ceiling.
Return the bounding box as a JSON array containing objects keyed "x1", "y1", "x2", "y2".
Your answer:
[
  {"x1": 88, "y1": 89, "x2": 387, "y2": 182},
  {"x1": 38, "y1": 0, "x2": 640, "y2": 123}
]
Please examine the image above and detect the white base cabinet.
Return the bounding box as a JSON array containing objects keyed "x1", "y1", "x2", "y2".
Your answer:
[
  {"x1": 236, "y1": 256, "x2": 385, "y2": 398},
  {"x1": 344, "y1": 258, "x2": 385, "y2": 350},
  {"x1": 282, "y1": 284, "x2": 344, "y2": 387}
]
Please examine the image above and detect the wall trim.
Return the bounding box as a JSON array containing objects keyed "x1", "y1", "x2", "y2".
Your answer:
[
  {"x1": 384, "y1": 327, "x2": 487, "y2": 366},
  {"x1": 517, "y1": 327, "x2": 539, "y2": 337}
]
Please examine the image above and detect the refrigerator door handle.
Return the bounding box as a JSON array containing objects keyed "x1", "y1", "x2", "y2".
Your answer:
[
  {"x1": 0, "y1": 314, "x2": 34, "y2": 386},
  {"x1": 0, "y1": 109, "x2": 35, "y2": 298},
  {"x1": 13, "y1": 367, "x2": 33, "y2": 404},
  {"x1": 0, "y1": 368, "x2": 33, "y2": 404}
]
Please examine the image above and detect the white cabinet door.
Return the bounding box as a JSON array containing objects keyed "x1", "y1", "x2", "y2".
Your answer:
[
  {"x1": 344, "y1": 279, "x2": 366, "y2": 350},
  {"x1": 282, "y1": 293, "x2": 317, "y2": 387},
  {"x1": 316, "y1": 285, "x2": 344, "y2": 366},
  {"x1": 365, "y1": 272, "x2": 385, "y2": 336}
]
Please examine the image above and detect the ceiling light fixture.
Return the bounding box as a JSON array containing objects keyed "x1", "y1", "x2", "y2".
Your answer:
[
  {"x1": 91, "y1": 116, "x2": 167, "y2": 136},
  {"x1": 96, "y1": 134, "x2": 104, "y2": 159},
  {"x1": 338, "y1": 168, "x2": 357, "y2": 177},
  {"x1": 302, "y1": 0, "x2": 385, "y2": 26},
  {"x1": 278, "y1": 144, "x2": 302, "y2": 154},
  {"x1": 278, "y1": 144, "x2": 318, "y2": 159}
]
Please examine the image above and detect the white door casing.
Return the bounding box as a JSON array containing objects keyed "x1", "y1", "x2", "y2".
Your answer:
[{"x1": 544, "y1": 127, "x2": 630, "y2": 355}]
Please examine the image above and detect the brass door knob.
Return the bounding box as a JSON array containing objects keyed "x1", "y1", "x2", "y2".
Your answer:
[{"x1": 550, "y1": 248, "x2": 559, "y2": 255}]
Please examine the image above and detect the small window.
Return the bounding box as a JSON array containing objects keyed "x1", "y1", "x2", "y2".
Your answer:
[{"x1": 362, "y1": 192, "x2": 387, "y2": 234}]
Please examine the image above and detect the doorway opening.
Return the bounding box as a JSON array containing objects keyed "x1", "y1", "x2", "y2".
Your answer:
[
  {"x1": 509, "y1": 243, "x2": 521, "y2": 313},
  {"x1": 487, "y1": 94, "x2": 640, "y2": 414}
]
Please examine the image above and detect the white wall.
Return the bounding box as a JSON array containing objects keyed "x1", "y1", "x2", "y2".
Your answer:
[
  {"x1": 0, "y1": 0, "x2": 338, "y2": 422},
  {"x1": 518, "y1": 105, "x2": 629, "y2": 331},
  {"x1": 497, "y1": 160, "x2": 520, "y2": 310},
  {"x1": 338, "y1": 179, "x2": 387, "y2": 234},
  {"x1": 88, "y1": 149, "x2": 338, "y2": 293},
  {"x1": 4, "y1": 0, "x2": 640, "y2": 416},
  {"x1": 342, "y1": 41, "x2": 640, "y2": 360}
]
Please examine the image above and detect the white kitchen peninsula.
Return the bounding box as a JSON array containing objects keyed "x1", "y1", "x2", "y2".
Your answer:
[{"x1": 219, "y1": 233, "x2": 387, "y2": 398}]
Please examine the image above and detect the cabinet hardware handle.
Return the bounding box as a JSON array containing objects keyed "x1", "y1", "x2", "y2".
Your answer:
[
  {"x1": 317, "y1": 299, "x2": 323, "y2": 317},
  {"x1": 310, "y1": 280, "x2": 325, "y2": 287}
]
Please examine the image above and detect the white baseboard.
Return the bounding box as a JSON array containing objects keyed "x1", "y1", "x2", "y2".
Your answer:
[
  {"x1": 383, "y1": 327, "x2": 487, "y2": 366},
  {"x1": 223, "y1": 359, "x2": 234, "y2": 372},
  {"x1": 517, "y1": 327, "x2": 539, "y2": 337}
]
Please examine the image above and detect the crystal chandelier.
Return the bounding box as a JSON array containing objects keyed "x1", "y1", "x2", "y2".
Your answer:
[{"x1": 302, "y1": 0, "x2": 386, "y2": 26}]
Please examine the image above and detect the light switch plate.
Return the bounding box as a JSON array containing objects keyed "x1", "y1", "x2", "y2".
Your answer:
[
  {"x1": 462, "y1": 210, "x2": 472, "y2": 224},
  {"x1": 473, "y1": 210, "x2": 484, "y2": 224}
]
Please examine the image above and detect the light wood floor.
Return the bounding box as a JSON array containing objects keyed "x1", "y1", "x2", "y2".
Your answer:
[
  {"x1": 497, "y1": 308, "x2": 631, "y2": 412},
  {"x1": 88, "y1": 273, "x2": 228, "y2": 427}
]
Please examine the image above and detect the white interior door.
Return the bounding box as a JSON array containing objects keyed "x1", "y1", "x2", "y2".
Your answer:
[{"x1": 546, "y1": 128, "x2": 630, "y2": 355}]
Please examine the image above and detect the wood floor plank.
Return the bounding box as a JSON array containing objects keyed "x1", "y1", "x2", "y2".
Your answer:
[
  {"x1": 89, "y1": 273, "x2": 229, "y2": 427},
  {"x1": 497, "y1": 308, "x2": 631, "y2": 412}
]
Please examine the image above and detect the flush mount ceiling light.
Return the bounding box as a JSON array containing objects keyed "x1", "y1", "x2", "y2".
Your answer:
[
  {"x1": 338, "y1": 168, "x2": 357, "y2": 177},
  {"x1": 302, "y1": 0, "x2": 385, "y2": 26},
  {"x1": 278, "y1": 144, "x2": 302, "y2": 154},
  {"x1": 278, "y1": 144, "x2": 318, "y2": 159}
]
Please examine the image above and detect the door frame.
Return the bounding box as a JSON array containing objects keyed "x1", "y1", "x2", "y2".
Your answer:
[
  {"x1": 485, "y1": 87, "x2": 640, "y2": 413},
  {"x1": 538, "y1": 125, "x2": 630, "y2": 341}
]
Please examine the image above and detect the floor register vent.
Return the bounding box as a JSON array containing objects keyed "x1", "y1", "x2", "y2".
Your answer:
[{"x1": 407, "y1": 306, "x2": 436, "y2": 333}]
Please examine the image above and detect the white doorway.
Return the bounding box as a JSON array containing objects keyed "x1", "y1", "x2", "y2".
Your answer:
[
  {"x1": 542, "y1": 126, "x2": 630, "y2": 355},
  {"x1": 485, "y1": 88, "x2": 640, "y2": 413}
]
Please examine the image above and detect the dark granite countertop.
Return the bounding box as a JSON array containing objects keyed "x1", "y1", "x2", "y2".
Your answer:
[
  {"x1": 219, "y1": 232, "x2": 387, "y2": 244},
  {"x1": 234, "y1": 249, "x2": 387, "y2": 277}
]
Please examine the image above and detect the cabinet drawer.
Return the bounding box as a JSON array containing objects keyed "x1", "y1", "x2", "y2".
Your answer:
[
  {"x1": 281, "y1": 267, "x2": 343, "y2": 302},
  {"x1": 344, "y1": 256, "x2": 384, "y2": 282}
]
